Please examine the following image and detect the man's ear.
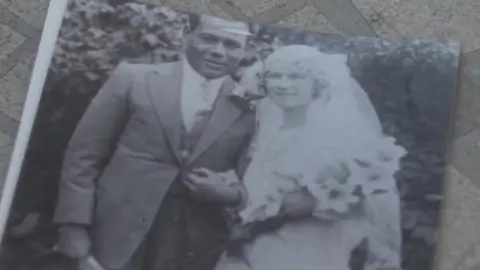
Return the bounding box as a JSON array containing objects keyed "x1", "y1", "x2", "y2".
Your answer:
[
  {"x1": 185, "y1": 30, "x2": 195, "y2": 42},
  {"x1": 183, "y1": 33, "x2": 196, "y2": 52},
  {"x1": 188, "y1": 13, "x2": 201, "y2": 33}
]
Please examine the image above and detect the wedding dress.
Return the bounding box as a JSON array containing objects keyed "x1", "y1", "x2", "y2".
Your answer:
[
  {"x1": 216, "y1": 122, "x2": 371, "y2": 270},
  {"x1": 215, "y1": 46, "x2": 405, "y2": 270}
]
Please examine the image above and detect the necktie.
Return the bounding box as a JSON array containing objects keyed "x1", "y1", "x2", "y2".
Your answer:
[
  {"x1": 190, "y1": 80, "x2": 212, "y2": 134},
  {"x1": 180, "y1": 108, "x2": 211, "y2": 162},
  {"x1": 200, "y1": 80, "x2": 210, "y2": 107},
  {"x1": 180, "y1": 81, "x2": 214, "y2": 160}
]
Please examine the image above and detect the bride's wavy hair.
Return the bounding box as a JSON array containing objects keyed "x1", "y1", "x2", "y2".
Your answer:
[
  {"x1": 237, "y1": 45, "x2": 341, "y2": 103},
  {"x1": 262, "y1": 62, "x2": 331, "y2": 101}
]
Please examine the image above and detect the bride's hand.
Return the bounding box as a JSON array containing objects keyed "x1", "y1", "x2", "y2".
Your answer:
[{"x1": 279, "y1": 188, "x2": 316, "y2": 219}]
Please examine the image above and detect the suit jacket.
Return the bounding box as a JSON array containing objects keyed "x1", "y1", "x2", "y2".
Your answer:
[{"x1": 53, "y1": 61, "x2": 255, "y2": 269}]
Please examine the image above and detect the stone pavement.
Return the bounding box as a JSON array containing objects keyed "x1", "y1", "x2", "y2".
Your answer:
[{"x1": 0, "y1": 0, "x2": 480, "y2": 268}]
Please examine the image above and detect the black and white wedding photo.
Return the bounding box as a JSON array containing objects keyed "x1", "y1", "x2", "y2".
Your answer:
[{"x1": 0, "y1": 0, "x2": 460, "y2": 270}]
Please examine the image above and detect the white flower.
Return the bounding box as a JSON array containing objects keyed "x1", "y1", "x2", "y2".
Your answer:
[
  {"x1": 312, "y1": 161, "x2": 352, "y2": 185},
  {"x1": 313, "y1": 178, "x2": 361, "y2": 215},
  {"x1": 351, "y1": 136, "x2": 407, "y2": 195},
  {"x1": 238, "y1": 170, "x2": 291, "y2": 224},
  {"x1": 351, "y1": 159, "x2": 391, "y2": 195},
  {"x1": 232, "y1": 61, "x2": 267, "y2": 104},
  {"x1": 374, "y1": 136, "x2": 407, "y2": 171}
]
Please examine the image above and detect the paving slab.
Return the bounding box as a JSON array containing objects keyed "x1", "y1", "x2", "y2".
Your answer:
[{"x1": 0, "y1": 24, "x2": 25, "y2": 63}]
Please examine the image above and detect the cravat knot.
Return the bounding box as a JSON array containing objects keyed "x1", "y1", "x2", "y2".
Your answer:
[{"x1": 200, "y1": 80, "x2": 210, "y2": 104}]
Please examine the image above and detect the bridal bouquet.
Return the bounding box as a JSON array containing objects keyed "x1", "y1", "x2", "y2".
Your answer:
[
  {"x1": 222, "y1": 136, "x2": 406, "y2": 263},
  {"x1": 305, "y1": 136, "x2": 406, "y2": 220}
]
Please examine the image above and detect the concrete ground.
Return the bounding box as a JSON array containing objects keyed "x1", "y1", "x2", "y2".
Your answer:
[{"x1": 1, "y1": 0, "x2": 480, "y2": 269}]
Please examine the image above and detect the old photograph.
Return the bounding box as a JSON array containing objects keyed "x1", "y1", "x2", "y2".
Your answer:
[{"x1": 0, "y1": 0, "x2": 460, "y2": 270}]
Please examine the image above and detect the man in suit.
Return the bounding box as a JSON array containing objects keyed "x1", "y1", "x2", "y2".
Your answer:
[{"x1": 53, "y1": 14, "x2": 256, "y2": 270}]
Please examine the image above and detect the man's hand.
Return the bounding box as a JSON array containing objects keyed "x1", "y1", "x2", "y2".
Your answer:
[
  {"x1": 184, "y1": 168, "x2": 241, "y2": 207},
  {"x1": 280, "y1": 188, "x2": 317, "y2": 219},
  {"x1": 79, "y1": 255, "x2": 105, "y2": 270},
  {"x1": 56, "y1": 224, "x2": 91, "y2": 258}
]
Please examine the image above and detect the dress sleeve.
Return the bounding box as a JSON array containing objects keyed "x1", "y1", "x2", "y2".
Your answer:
[
  {"x1": 363, "y1": 187, "x2": 402, "y2": 270},
  {"x1": 360, "y1": 138, "x2": 404, "y2": 269}
]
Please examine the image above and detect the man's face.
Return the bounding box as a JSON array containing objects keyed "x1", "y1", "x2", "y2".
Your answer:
[{"x1": 185, "y1": 16, "x2": 249, "y2": 79}]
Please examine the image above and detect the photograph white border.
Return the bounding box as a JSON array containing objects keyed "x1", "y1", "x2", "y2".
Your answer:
[{"x1": 0, "y1": 0, "x2": 68, "y2": 244}]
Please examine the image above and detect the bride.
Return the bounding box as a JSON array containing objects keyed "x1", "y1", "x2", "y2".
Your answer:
[{"x1": 215, "y1": 45, "x2": 406, "y2": 270}]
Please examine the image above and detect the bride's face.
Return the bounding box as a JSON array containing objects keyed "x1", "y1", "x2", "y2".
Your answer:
[{"x1": 264, "y1": 65, "x2": 315, "y2": 109}]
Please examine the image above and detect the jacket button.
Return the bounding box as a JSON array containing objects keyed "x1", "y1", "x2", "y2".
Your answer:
[
  {"x1": 172, "y1": 216, "x2": 180, "y2": 223},
  {"x1": 180, "y1": 150, "x2": 190, "y2": 161}
]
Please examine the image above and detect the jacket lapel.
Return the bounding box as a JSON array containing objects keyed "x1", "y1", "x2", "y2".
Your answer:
[
  {"x1": 187, "y1": 79, "x2": 244, "y2": 165},
  {"x1": 145, "y1": 63, "x2": 183, "y2": 163}
]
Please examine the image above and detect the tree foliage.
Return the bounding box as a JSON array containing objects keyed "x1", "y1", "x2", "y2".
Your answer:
[{"x1": 1, "y1": 1, "x2": 459, "y2": 269}]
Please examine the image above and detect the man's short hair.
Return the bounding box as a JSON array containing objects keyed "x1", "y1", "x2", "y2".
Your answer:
[
  {"x1": 188, "y1": 13, "x2": 255, "y2": 36},
  {"x1": 188, "y1": 13, "x2": 201, "y2": 32}
]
